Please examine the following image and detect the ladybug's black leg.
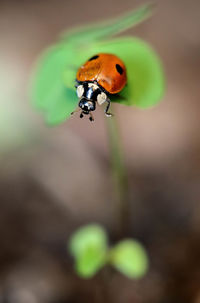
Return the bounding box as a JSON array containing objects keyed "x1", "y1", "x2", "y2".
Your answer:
[
  {"x1": 80, "y1": 112, "x2": 84, "y2": 118},
  {"x1": 89, "y1": 112, "x2": 94, "y2": 122},
  {"x1": 105, "y1": 99, "x2": 113, "y2": 117}
]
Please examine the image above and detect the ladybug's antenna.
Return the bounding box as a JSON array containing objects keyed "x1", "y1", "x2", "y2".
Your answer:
[{"x1": 71, "y1": 107, "x2": 81, "y2": 116}]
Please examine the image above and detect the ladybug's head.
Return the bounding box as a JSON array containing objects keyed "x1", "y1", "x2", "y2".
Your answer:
[{"x1": 78, "y1": 98, "x2": 96, "y2": 120}]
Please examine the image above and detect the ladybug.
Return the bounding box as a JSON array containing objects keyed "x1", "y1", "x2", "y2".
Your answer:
[{"x1": 71, "y1": 53, "x2": 127, "y2": 121}]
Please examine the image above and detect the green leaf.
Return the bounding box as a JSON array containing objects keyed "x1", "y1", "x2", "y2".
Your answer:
[
  {"x1": 75, "y1": 246, "x2": 106, "y2": 278},
  {"x1": 69, "y1": 224, "x2": 108, "y2": 257},
  {"x1": 31, "y1": 44, "x2": 78, "y2": 124},
  {"x1": 64, "y1": 37, "x2": 165, "y2": 108},
  {"x1": 61, "y1": 3, "x2": 153, "y2": 44},
  {"x1": 109, "y1": 239, "x2": 149, "y2": 279},
  {"x1": 46, "y1": 87, "x2": 77, "y2": 125},
  {"x1": 69, "y1": 224, "x2": 108, "y2": 278}
]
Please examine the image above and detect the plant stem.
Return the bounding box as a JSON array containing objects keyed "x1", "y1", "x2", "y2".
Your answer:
[{"x1": 106, "y1": 115, "x2": 129, "y2": 237}]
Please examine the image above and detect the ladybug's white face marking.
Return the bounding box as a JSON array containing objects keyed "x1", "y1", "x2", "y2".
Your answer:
[
  {"x1": 77, "y1": 85, "x2": 84, "y2": 98},
  {"x1": 88, "y1": 83, "x2": 99, "y2": 91},
  {"x1": 97, "y1": 92, "x2": 107, "y2": 105}
]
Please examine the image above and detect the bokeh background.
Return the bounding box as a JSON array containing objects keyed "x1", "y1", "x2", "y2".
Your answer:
[{"x1": 1, "y1": 0, "x2": 200, "y2": 302}]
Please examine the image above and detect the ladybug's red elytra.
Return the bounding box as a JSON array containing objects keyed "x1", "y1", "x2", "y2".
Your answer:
[{"x1": 71, "y1": 53, "x2": 127, "y2": 121}]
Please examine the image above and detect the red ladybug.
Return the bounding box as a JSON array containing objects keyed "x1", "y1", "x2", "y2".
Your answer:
[{"x1": 71, "y1": 53, "x2": 127, "y2": 121}]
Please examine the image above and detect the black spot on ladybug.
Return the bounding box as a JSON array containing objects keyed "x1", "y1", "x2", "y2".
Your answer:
[
  {"x1": 116, "y1": 64, "x2": 123, "y2": 75},
  {"x1": 88, "y1": 55, "x2": 99, "y2": 61}
]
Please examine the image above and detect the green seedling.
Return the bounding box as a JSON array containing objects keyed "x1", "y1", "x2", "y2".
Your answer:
[{"x1": 68, "y1": 224, "x2": 149, "y2": 279}]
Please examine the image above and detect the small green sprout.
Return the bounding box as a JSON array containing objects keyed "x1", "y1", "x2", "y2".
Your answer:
[
  {"x1": 31, "y1": 3, "x2": 165, "y2": 125},
  {"x1": 109, "y1": 239, "x2": 149, "y2": 279},
  {"x1": 68, "y1": 224, "x2": 149, "y2": 279},
  {"x1": 69, "y1": 224, "x2": 108, "y2": 278}
]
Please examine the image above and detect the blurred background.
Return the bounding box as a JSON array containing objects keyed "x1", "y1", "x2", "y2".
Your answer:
[{"x1": 1, "y1": 0, "x2": 200, "y2": 302}]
